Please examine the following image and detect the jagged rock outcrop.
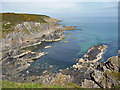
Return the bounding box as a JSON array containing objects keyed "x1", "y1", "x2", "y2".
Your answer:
[
  {"x1": 81, "y1": 56, "x2": 120, "y2": 88},
  {"x1": 73, "y1": 45, "x2": 107, "y2": 70},
  {"x1": 1, "y1": 13, "x2": 119, "y2": 88},
  {"x1": 2, "y1": 43, "x2": 119, "y2": 88},
  {"x1": 1, "y1": 13, "x2": 61, "y2": 52},
  {"x1": 70, "y1": 45, "x2": 120, "y2": 88},
  {"x1": 104, "y1": 56, "x2": 119, "y2": 71}
]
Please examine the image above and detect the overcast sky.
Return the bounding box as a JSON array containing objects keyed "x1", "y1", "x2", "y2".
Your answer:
[
  {"x1": 1, "y1": 1, "x2": 118, "y2": 19},
  {"x1": 1, "y1": 0, "x2": 119, "y2": 2}
]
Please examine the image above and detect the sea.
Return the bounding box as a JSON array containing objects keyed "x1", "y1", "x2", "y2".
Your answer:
[{"x1": 23, "y1": 3, "x2": 118, "y2": 75}]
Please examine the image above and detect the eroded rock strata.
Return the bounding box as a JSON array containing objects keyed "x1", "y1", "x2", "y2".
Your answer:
[
  {"x1": 1, "y1": 13, "x2": 74, "y2": 81},
  {"x1": 2, "y1": 43, "x2": 120, "y2": 88},
  {"x1": 1, "y1": 13, "x2": 120, "y2": 88}
]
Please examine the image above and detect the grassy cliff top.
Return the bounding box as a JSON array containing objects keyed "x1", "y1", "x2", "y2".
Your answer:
[
  {"x1": 1, "y1": 81, "x2": 80, "y2": 88},
  {"x1": 1, "y1": 13, "x2": 61, "y2": 38},
  {"x1": 1, "y1": 13, "x2": 50, "y2": 24}
]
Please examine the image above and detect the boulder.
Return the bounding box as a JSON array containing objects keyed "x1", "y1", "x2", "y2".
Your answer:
[
  {"x1": 104, "y1": 56, "x2": 119, "y2": 71},
  {"x1": 82, "y1": 79, "x2": 100, "y2": 88}
]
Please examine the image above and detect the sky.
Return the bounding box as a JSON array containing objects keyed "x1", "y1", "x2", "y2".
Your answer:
[
  {"x1": 1, "y1": 0, "x2": 120, "y2": 2},
  {"x1": 1, "y1": 1, "x2": 118, "y2": 19}
]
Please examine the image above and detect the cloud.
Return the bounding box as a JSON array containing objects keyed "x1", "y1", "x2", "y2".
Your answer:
[
  {"x1": 1, "y1": 0, "x2": 119, "y2": 2},
  {"x1": 2, "y1": 2, "x2": 79, "y2": 14},
  {"x1": 1, "y1": 2, "x2": 117, "y2": 19},
  {"x1": 36, "y1": 2, "x2": 77, "y2": 9}
]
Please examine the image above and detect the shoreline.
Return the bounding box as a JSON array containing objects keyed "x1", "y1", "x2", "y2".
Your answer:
[
  {"x1": 2, "y1": 43, "x2": 120, "y2": 88},
  {"x1": 1, "y1": 13, "x2": 77, "y2": 82},
  {"x1": 1, "y1": 13, "x2": 120, "y2": 88}
]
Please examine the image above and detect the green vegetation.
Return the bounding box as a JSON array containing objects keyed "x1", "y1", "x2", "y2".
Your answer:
[
  {"x1": 2, "y1": 81, "x2": 63, "y2": 88},
  {"x1": 2, "y1": 81, "x2": 81, "y2": 88},
  {"x1": 104, "y1": 70, "x2": 120, "y2": 80},
  {"x1": 2, "y1": 13, "x2": 50, "y2": 25},
  {"x1": 66, "y1": 83, "x2": 81, "y2": 88},
  {"x1": 104, "y1": 70, "x2": 120, "y2": 88}
]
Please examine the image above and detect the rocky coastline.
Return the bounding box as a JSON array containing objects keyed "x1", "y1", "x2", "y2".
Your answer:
[
  {"x1": 1, "y1": 13, "x2": 120, "y2": 88},
  {"x1": 2, "y1": 43, "x2": 120, "y2": 88},
  {"x1": 1, "y1": 13, "x2": 75, "y2": 73},
  {"x1": 1, "y1": 13, "x2": 76, "y2": 83}
]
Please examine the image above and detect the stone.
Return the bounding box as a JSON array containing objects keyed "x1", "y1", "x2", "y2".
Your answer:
[
  {"x1": 43, "y1": 70, "x2": 48, "y2": 74},
  {"x1": 82, "y1": 79, "x2": 100, "y2": 88},
  {"x1": 78, "y1": 58, "x2": 84, "y2": 62},
  {"x1": 26, "y1": 71, "x2": 29, "y2": 74},
  {"x1": 49, "y1": 65, "x2": 53, "y2": 68},
  {"x1": 50, "y1": 73, "x2": 73, "y2": 86},
  {"x1": 104, "y1": 56, "x2": 119, "y2": 71},
  {"x1": 61, "y1": 41, "x2": 68, "y2": 43},
  {"x1": 45, "y1": 46, "x2": 51, "y2": 49}
]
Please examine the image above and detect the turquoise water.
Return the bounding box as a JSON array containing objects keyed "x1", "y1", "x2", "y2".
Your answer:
[
  {"x1": 20, "y1": 2, "x2": 118, "y2": 74},
  {"x1": 25, "y1": 17, "x2": 118, "y2": 75},
  {"x1": 2, "y1": 2, "x2": 118, "y2": 75}
]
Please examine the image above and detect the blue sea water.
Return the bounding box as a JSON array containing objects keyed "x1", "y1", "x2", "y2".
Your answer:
[
  {"x1": 2, "y1": 2, "x2": 118, "y2": 75},
  {"x1": 15, "y1": 2, "x2": 117, "y2": 74},
  {"x1": 25, "y1": 16, "x2": 118, "y2": 75}
]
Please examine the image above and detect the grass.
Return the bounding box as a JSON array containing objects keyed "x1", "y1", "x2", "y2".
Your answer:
[
  {"x1": 1, "y1": 81, "x2": 83, "y2": 89},
  {"x1": 2, "y1": 81, "x2": 64, "y2": 88},
  {"x1": 66, "y1": 83, "x2": 81, "y2": 88},
  {"x1": 1, "y1": 13, "x2": 50, "y2": 25}
]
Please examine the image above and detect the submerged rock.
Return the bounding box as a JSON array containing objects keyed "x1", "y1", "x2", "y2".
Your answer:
[
  {"x1": 57, "y1": 26, "x2": 75, "y2": 31},
  {"x1": 61, "y1": 41, "x2": 68, "y2": 43}
]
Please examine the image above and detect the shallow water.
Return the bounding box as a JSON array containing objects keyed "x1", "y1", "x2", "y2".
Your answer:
[
  {"x1": 24, "y1": 17, "x2": 118, "y2": 75},
  {"x1": 21, "y1": 2, "x2": 118, "y2": 74}
]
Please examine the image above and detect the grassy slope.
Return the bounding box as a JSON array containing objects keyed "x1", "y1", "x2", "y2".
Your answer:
[
  {"x1": 2, "y1": 81, "x2": 63, "y2": 88},
  {"x1": 1, "y1": 13, "x2": 50, "y2": 38},
  {"x1": 1, "y1": 81, "x2": 82, "y2": 88},
  {"x1": 2, "y1": 13, "x2": 50, "y2": 24}
]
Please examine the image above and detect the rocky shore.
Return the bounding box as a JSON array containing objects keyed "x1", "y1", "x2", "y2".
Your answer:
[
  {"x1": 1, "y1": 13, "x2": 74, "y2": 66},
  {"x1": 73, "y1": 45, "x2": 107, "y2": 70},
  {"x1": 1, "y1": 13, "x2": 75, "y2": 52},
  {"x1": 1, "y1": 13, "x2": 76, "y2": 84},
  {"x1": 1, "y1": 13, "x2": 120, "y2": 88},
  {"x1": 2, "y1": 43, "x2": 120, "y2": 88}
]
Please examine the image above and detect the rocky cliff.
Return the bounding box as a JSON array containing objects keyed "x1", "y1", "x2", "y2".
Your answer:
[{"x1": 1, "y1": 13, "x2": 61, "y2": 51}]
